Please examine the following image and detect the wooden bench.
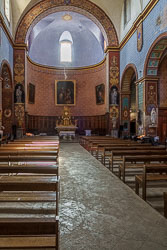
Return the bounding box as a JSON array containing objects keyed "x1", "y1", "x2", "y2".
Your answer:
[
  {"x1": 105, "y1": 146, "x2": 165, "y2": 167},
  {"x1": 88, "y1": 139, "x2": 140, "y2": 153},
  {"x1": 164, "y1": 192, "x2": 167, "y2": 218},
  {"x1": 0, "y1": 164, "x2": 59, "y2": 249},
  {"x1": 135, "y1": 164, "x2": 167, "y2": 200},
  {"x1": 109, "y1": 149, "x2": 167, "y2": 172},
  {"x1": 0, "y1": 155, "x2": 58, "y2": 166},
  {"x1": 90, "y1": 141, "x2": 152, "y2": 159},
  {"x1": 119, "y1": 155, "x2": 167, "y2": 183}
]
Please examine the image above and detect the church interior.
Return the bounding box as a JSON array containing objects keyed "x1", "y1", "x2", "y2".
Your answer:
[{"x1": 0, "y1": 0, "x2": 167, "y2": 249}]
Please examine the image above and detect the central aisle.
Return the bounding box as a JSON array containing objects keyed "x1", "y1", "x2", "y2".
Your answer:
[{"x1": 59, "y1": 143, "x2": 167, "y2": 250}]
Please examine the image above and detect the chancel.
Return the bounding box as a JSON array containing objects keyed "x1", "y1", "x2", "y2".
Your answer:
[{"x1": 0, "y1": 0, "x2": 167, "y2": 249}]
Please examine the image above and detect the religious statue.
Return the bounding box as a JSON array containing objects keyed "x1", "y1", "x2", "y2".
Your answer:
[
  {"x1": 150, "y1": 107, "x2": 157, "y2": 124},
  {"x1": 110, "y1": 86, "x2": 119, "y2": 105}
]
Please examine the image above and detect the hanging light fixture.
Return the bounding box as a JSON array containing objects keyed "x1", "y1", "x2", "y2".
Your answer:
[{"x1": 64, "y1": 67, "x2": 67, "y2": 80}]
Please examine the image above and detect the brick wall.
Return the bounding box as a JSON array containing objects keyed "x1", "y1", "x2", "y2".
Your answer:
[{"x1": 27, "y1": 60, "x2": 106, "y2": 116}]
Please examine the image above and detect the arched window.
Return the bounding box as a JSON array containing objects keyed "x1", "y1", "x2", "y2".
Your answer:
[
  {"x1": 124, "y1": 0, "x2": 131, "y2": 26},
  {"x1": 5, "y1": 0, "x2": 10, "y2": 22},
  {"x1": 59, "y1": 31, "x2": 73, "y2": 63}
]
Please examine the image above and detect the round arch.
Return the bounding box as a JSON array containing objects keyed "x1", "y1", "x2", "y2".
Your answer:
[
  {"x1": 120, "y1": 64, "x2": 138, "y2": 137},
  {"x1": 121, "y1": 64, "x2": 138, "y2": 92},
  {"x1": 0, "y1": 60, "x2": 14, "y2": 135},
  {"x1": 144, "y1": 32, "x2": 167, "y2": 77},
  {"x1": 143, "y1": 33, "x2": 167, "y2": 142},
  {"x1": 15, "y1": 0, "x2": 118, "y2": 47}
]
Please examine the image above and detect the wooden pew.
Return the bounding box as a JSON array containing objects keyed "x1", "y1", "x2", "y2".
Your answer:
[
  {"x1": 0, "y1": 164, "x2": 59, "y2": 249},
  {"x1": 105, "y1": 146, "x2": 165, "y2": 166},
  {"x1": 90, "y1": 141, "x2": 152, "y2": 158},
  {"x1": 0, "y1": 150, "x2": 59, "y2": 157},
  {"x1": 135, "y1": 164, "x2": 167, "y2": 200},
  {"x1": 119, "y1": 155, "x2": 167, "y2": 183},
  {"x1": 164, "y1": 192, "x2": 167, "y2": 218},
  {"x1": 109, "y1": 149, "x2": 167, "y2": 172},
  {"x1": 87, "y1": 139, "x2": 139, "y2": 152}
]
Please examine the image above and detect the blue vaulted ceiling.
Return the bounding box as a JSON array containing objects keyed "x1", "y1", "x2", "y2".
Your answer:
[{"x1": 27, "y1": 11, "x2": 105, "y2": 68}]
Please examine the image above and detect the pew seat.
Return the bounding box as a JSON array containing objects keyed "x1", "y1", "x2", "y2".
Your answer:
[
  {"x1": 164, "y1": 192, "x2": 167, "y2": 218},
  {"x1": 135, "y1": 164, "x2": 167, "y2": 200}
]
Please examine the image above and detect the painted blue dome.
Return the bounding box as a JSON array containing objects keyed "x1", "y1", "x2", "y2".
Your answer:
[{"x1": 27, "y1": 11, "x2": 105, "y2": 68}]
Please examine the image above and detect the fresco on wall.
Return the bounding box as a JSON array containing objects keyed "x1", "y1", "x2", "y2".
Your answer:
[
  {"x1": 137, "y1": 22, "x2": 143, "y2": 52},
  {"x1": 109, "y1": 56, "x2": 119, "y2": 86},
  {"x1": 122, "y1": 97, "x2": 129, "y2": 120},
  {"x1": 96, "y1": 84, "x2": 104, "y2": 104}
]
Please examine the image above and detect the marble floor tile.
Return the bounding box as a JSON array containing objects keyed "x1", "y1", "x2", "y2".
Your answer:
[{"x1": 59, "y1": 143, "x2": 167, "y2": 250}]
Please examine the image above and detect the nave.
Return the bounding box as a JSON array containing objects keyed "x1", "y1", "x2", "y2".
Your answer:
[{"x1": 60, "y1": 143, "x2": 167, "y2": 250}]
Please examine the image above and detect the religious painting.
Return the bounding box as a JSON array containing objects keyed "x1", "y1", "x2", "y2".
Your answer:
[
  {"x1": 55, "y1": 80, "x2": 76, "y2": 106},
  {"x1": 137, "y1": 22, "x2": 143, "y2": 52},
  {"x1": 96, "y1": 84, "x2": 105, "y2": 104},
  {"x1": 28, "y1": 83, "x2": 35, "y2": 104},
  {"x1": 14, "y1": 83, "x2": 25, "y2": 103},
  {"x1": 109, "y1": 85, "x2": 119, "y2": 105}
]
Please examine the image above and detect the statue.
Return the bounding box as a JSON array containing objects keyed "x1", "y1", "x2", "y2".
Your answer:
[{"x1": 150, "y1": 107, "x2": 157, "y2": 124}]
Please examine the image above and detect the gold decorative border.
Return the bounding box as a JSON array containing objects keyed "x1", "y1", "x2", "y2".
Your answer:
[{"x1": 27, "y1": 55, "x2": 106, "y2": 71}]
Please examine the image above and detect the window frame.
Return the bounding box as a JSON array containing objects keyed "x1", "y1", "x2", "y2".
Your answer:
[
  {"x1": 124, "y1": 0, "x2": 131, "y2": 26},
  {"x1": 60, "y1": 40, "x2": 72, "y2": 63},
  {"x1": 4, "y1": 0, "x2": 10, "y2": 23}
]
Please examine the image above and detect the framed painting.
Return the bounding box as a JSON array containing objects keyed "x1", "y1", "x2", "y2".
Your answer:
[
  {"x1": 55, "y1": 80, "x2": 76, "y2": 106},
  {"x1": 95, "y1": 83, "x2": 105, "y2": 105},
  {"x1": 28, "y1": 83, "x2": 35, "y2": 104}
]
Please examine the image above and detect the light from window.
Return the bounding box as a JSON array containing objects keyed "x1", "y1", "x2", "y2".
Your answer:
[
  {"x1": 124, "y1": 0, "x2": 131, "y2": 26},
  {"x1": 60, "y1": 41, "x2": 72, "y2": 62},
  {"x1": 60, "y1": 31, "x2": 73, "y2": 63},
  {"x1": 5, "y1": 0, "x2": 10, "y2": 22}
]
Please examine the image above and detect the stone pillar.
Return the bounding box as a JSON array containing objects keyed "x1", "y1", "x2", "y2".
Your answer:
[
  {"x1": 106, "y1": 49, "x2": 120, "y2": 137},
  {"x1": 120, "y1": 92, "x2": 131, "y2": 137},
  {"x1": 13, "y1": 47, "x2": 26, "y2": 137},
  {"x1": 0, "y1": 77, "x2": 3, "y2": 127},
  {"x1": 144, "y1": 77, "x2": 158, "y2": 136}
]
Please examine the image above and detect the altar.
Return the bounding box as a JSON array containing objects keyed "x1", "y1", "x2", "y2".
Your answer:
[{"x1": 55, "y1": 106, "x2": 77, "y2": 139}]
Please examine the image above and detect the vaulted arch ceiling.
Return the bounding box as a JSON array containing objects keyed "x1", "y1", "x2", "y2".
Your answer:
[
  {"x1": 11, "y1": 0, "x2": 124, "y2": 41},
  {"x1": 11, "y1": 0, "x2": 151, "y2": 43}
]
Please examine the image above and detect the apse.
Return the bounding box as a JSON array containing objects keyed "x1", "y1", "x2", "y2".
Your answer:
[{"x1": 27, "y1": 11, "x2": 105, "y2": 68}]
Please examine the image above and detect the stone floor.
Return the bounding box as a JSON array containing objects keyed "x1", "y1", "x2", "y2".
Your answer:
[{"x1": 59, "y1": 143, "x2": 167, "y2": 250}]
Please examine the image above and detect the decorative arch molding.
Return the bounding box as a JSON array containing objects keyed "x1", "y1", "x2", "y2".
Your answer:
[
  {"x1": 0, "y1": 60, "x2": 13, "y2": 84},
  {"x1": 121, "y1": 64, "x2": 138, "y2": 93},
  {"x1": 0, "y1": 60, "x2": 14, "y2": 134},
  {"x1": 15, "y1": 0, "x2": 118, "y2": 47},
  {"x1": 144, "y1": 32, "x2": 167, "y2": 77},
  {"x1": 120, "y1": 64, "x2": 138, "y2": 136}
]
